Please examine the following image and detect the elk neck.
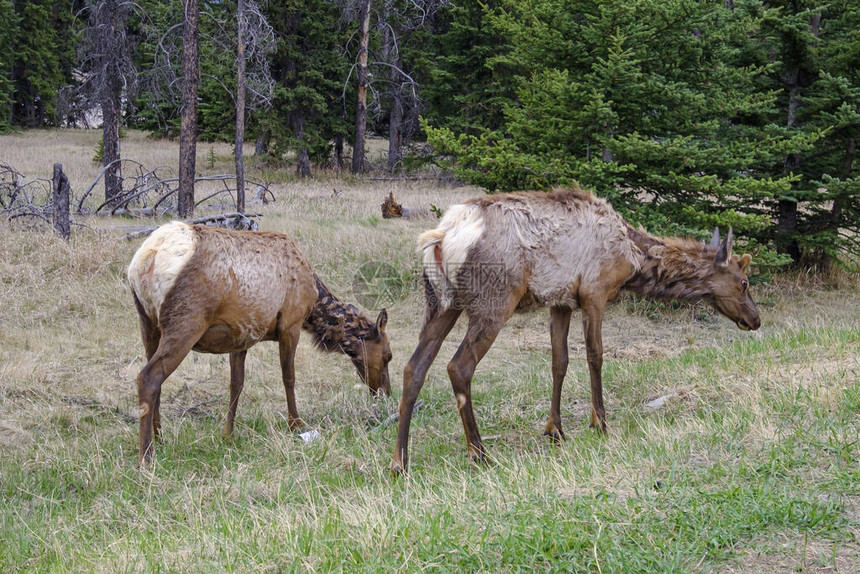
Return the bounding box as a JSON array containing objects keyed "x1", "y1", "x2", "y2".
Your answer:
[
  {"x1": 301, "y1": 274, "x2": 375, "y2": 358},
  {"x1": 623, "y1": 226, "x2": 716, "y2": 302}
]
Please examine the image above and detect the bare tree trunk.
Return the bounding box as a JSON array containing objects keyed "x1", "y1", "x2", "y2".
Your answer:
[
  {"x1": 334, "y1": 133, "x2": 344, "y2": 172},
  {"x1": 381, "y1": 13, "x2": 402, "y2": 174},
  {"x1": 101, "y1": 0, "x2": 122, "y2": 204},
  {"x1": 178, "y1": 0, "x2": 200, "y2": 219},
  {"x1": 294, "y1": 116, "x2": 310, "y2": 177},
  {"x1": 776, "y1": 12, "x2": 821, "y2": 265},
  {"x1": 52, "y1": 163, "x2": 71, "y2": 240},
  {"x1": 254, "y1": 133, "x2": 267, "y2": 156},
  {"x1": 388, "y1": 86, "x2": 403, "y2": 173},
  {"x1": 352, "y1": 0, "x2": 372, "y2": 175},
  {"x1": 235, "y1": 0, "x2": 246, "y2": 213}
]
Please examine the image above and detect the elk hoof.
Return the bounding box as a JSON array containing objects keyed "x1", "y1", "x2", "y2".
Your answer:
[
  {"x1": 389, "y1": 461, "x2": 407, "y2": 477},
  {"x1": 288, "y1": 418, "x2": 306, "y2": 432},
  {"x1": 543, "y1": 429, "x2": 566, "y2": 443},
  {"x1": 589, "y1": 421, "x2": 608, "y2": 434},
  {"x1": 468, "y1": 446, "x2": 487, "y2": 465}
]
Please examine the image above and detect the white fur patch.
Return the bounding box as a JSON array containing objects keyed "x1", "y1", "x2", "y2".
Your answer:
[
  {"x1": 127, "y1": 221, "x2": 197, "y2": 321},
  {"x1": 420, "y1": 203, "x2": 485, "y2": 307}
]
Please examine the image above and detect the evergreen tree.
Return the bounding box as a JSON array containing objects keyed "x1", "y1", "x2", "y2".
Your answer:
[
  {"x1": 127, "y1": 1, "x2": 273, "y2": 142},
  {"x1": 260, "y1": 0, "x2": 350, "y2": 174},
  {"x1": 125, "y1": 0, "x2": 184, "y2": 134},
  {"x1": 752, "y1": 0, "x2": 860, "y2": 265},
  {"x1": 0, "y1": 0, "x2": 18, "y2": 131},
  {"x1": 10, "y1": 0, "x2": 77, "y2": 127},
  {"x1": 414, "y1": 1, "x2": 514, "y2": 135},
  {"x1": 423, "y1": 0, "x2": 860, "y2": 267}
]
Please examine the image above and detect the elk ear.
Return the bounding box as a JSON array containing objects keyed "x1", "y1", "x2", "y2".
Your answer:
[
  {"x1": 739, "y1": 253, "x2": 752, "y2": 272},
  {"x1": 709, "y1": 228, "x2": 721, "y2": 249},
  {"x1": 375, "y1": 309, "x2": 388, "y2": 335},
  {"x1": 715, "y1": 227, "x2": 733, "y2": 267},
  {"x1": 648, "y1": 245, "x2": 666, "y2": 259}
]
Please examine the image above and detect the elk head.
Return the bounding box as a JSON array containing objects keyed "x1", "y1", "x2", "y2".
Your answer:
[
  {"x1": 709, "y1": 228, "x2": 761, "y2": 331},
  {"x1": 351, "y1": 309, "x2": 392, "y2": 396}
]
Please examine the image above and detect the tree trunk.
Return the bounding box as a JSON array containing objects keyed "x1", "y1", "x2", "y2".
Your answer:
[
  {"x1": 352, "y1": 0, "x2": 371, "y2": 174},
  {"x1": 101, "y1": 0, "x2": 122, "y2": 204},
  {"x1": 777, "y1": 13, "x2": 822, "y2": 264},
  {"x1": 254, "y1": 132, "x2": 269, "y2": 156},
  {"x1": 178, "y1": 0, "x2": 200, "y2": 219},
  {"x1": 52, "y1": 163, "x2": 70, "y2": 240},
  {"x1": 235, "y1": 0, "x2": 246, "y2": 213},
  {"x1": 381, "y1": 13, "x2": 403, "y2": 174},
  {"x1": 388, "y1": 86, "x2": 403, "y2": 173},
  {"x1": 334, "y1": 133, "x2": 344, "y2": 171},
  {"x1": 294, "y1": 116, "x2": 310, "y2": 178}
]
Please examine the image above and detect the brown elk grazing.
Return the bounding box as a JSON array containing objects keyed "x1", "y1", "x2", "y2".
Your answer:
[
  {"x1": 128, "y1": 221, "x2": 392, "y2": 467},
  {"x1": 390, "y1": 187, "x2": 760, "y2": 474}
]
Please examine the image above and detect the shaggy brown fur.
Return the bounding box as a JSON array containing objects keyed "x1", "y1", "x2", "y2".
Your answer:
[{"x1": 391, "y1": 187, "x2": 760, "y2": 474}]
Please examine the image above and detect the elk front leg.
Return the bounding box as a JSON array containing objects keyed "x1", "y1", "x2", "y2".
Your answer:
[
  {"x1": 545, "y1": 306, "x2": 572, "y2": 441},
  {"x1": 223, "y1": 350, "x2": 247, "y2": 437},
  {"x1": 278, "y1": 325, "x2": 303, "y2": 431},
  {"x1": 582, "y1": 299, "x2": 607, "y2": 432},
  {"x1": 391, "y1": 308, "x2": 461, "y2": 475}
]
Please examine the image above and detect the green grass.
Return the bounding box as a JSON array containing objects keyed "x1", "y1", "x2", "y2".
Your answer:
[{"x1": 1, "y1": 133, "x2": 859, "y2": 571}]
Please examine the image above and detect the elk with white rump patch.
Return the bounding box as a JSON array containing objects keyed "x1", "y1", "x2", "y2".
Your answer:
[
  {"x1": 391, "y1": 187, "x2": 760, "y2": 474},
  {"x1": 128, "y1": 221, "x2": 392, "y2": 467}
]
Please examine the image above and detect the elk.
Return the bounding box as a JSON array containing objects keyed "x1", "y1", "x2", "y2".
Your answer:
[
  {"x1": 128, "y1": 221, "x2": 392, "y2": 467},
  {"x1": 390, "y1": 187, "x2": 760, "y2": 474}
]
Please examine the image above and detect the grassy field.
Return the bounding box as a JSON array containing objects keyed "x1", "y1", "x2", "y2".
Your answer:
[{"x1": 1, "y1": 130, "x2": 859, "y2": 572}]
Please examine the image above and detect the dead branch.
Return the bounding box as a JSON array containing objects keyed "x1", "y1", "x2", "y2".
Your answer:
[
  {"x1": 81, "y1": 163, "x2": 273, "y2": 216},
  {"x1": 1, "y1": 163, "x2": 57, "y2": 229},
  {"x1": 120, "y1": 211, "x2": 263, "y2": 241}
]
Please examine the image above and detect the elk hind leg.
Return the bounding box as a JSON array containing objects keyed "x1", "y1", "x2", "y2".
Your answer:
[
  {"x1": 133, "y1": 293, "x2": 164, "y2": 437},
  {"x1": 223, "y1": 350, "x2": 247, "y2": 437},
  {"x1": 137, "y1": 320, "x2": 207, "y2": 467},
  {"x1": 137, "y1": 343, "x2": 196, "y2": 467},
  {"x1": 448, "y1": 309, "x2": 513, "y2": 464},
  {"x1": 391, "y1": 307, "x2": 462, "y2": 475}
]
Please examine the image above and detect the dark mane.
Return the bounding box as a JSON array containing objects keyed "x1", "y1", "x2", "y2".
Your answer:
[{"x1": 302, "y1": 274, "x2": 377, "y2": 359}]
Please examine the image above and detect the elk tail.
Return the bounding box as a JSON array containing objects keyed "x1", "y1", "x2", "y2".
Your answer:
[
  {"x1": 418, "y1": 227, "x2": 447, "y2": 321},
  {"x1": 132, "y1": 289, "x2": 151, "y2": 325},
  {"x1": 417, "y1": 202, "x2": 485, "y2": 311},
  {"x1": 421, "y1": 269, "x2": 442, "y2": 328}
]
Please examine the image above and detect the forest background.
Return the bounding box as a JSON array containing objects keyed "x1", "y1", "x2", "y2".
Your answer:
[{"x1": 1, "y1": 0, "x2": 859, "y2": 270}]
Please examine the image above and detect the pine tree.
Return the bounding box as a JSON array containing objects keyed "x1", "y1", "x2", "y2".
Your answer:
[
  {"x1": 10, "y1": 0, "x2": 77, "y2": 127},
  {"x1": 422, "y1": 0, "x2": 842, "y2": 267},
  {"x1": 752, "y1": 0, "x2": 860, "y2": 266},
  {"x1": 260, "y1": 0, "x2": 349, "y2": 175},
  {"x1": 415, "y1": 1, "x2": 514, "y2": 135},
  {"x1": 0, "y1": 0, "x2": 18, "y2": 131}
]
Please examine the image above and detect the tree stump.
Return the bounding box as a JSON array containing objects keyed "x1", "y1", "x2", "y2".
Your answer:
[
  {"x1": 381, "y1": 191, "x2": 404, "y2": 219},
  {"x1": 52, "y1": 163, "x2": 71, "y2": 239}
]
